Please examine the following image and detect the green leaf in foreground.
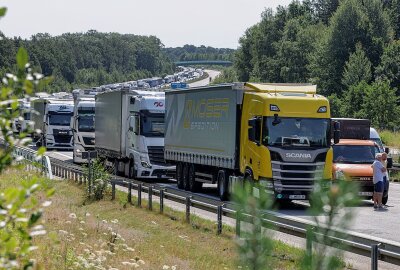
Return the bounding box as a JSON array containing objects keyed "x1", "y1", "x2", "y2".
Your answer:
[
  {"x1": 17, "y1": 47, "x2": 29, "y2": 70},
  {"x1": 0, "y1": 7, "x2": 6, "y2": 18}
]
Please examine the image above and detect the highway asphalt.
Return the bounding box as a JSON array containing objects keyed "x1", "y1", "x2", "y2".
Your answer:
[{"x1": 46, "y1": 148, "x2": 400, "y2": 243}]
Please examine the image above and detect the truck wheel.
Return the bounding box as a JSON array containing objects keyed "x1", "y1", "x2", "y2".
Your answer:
[
  {"x1": 128, "y1": 159, "x2": 136, "y2": 179},
  {"x1": 182, "y1": 163, "x2": 190, "y2": 191},
  {"x1": 188, "y1": 164, "x2": 202, "y2": 192},
  {"x1": 176, "y1": 162, "x2": 184, "y2": 189},
  {"x1": 217, "y1": 169, "x2": 229, "y2": 201}
]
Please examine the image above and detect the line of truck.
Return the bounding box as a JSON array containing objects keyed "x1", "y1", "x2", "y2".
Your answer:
[{"x1": 12, "y1": 82, "x2": 391, "y2": 204}]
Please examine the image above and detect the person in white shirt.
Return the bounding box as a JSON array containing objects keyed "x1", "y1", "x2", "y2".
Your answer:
[{"x1": 372, "y1": 153, "x2": 387, "y2": 210}]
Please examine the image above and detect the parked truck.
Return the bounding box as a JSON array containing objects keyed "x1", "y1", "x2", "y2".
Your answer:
[
  {"x1": 331, "y1": 118, "x2": 391, "y2": 204},
  {"x1": 165, "y1": 83, "x2": 336, "y2": 201},
  {"x1": 71, "y1": 90, "x2": 96, "y2": 163},
  {"x1": 31, "y1": 98, "x2": 74, "y2": 149},
  {"x1": 95, "y1": 89, "x2": 175, "y2": 179}
]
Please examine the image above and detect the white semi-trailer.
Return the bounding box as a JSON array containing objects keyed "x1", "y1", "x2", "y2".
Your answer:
[
  {"x1": 95, "y1": 89, "x2": 175, "y2": 179},
  {"x1": 31, "y1": 98, "x2": 74, "y2": 149},
  {"x1": 71, "y1": 91, "x2": 96, "y2": 163}
]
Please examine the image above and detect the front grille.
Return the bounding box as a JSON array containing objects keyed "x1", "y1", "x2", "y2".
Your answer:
[
  {"x1": 54, "y1": 135, "x2": 72, "y2": 144},
  {"x1": 272, "y1": 161, "x2": 324, "y2": 191},
  {"x1": 82, "y1": 137, "x2": 95, "y2": 146},
  {"x1": 148, "y1": 146, "x2": 166, "y2": 165}
]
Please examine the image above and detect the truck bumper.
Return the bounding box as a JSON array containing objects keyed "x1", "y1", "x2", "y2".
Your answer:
[
  {"x1": 260, "y1": 178, "x2": 332, "y2": 200},
  {"x1": 136, "y1": 164, "x2": 175, "y2": 179}
]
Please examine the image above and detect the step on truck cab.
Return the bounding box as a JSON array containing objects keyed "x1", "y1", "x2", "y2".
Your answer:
[
  {"x1": 71, "y1": 89, "x2": 98, "y2": 163},
  {"x1": 31, "y1": 98, "x2": 74, "y2": 149},
  {"x1": 332, "y1": 118, "x2": 391, "y2": 204},
  {"x1": 95, "y1": 89, "x2": 175, "y2": 179},
  {"x1": 165, "y1": 83, "x2": 334, "y2": 201}
]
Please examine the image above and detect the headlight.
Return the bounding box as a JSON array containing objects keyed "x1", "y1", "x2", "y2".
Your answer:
[
  {"x1": 335, "y1": 170, "x2": 345, "y2": 180},
  {"x1": 141, "y1": 161, "x2": 152, "y2": 169}
]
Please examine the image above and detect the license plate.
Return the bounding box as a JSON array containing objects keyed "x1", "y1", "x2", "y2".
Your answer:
[
  {"x1": 359, "y1": 192, "x2": 373, "y2": 196},
  {"x1": 289, "y1": 195, "x2": 306, "y2": 200}
]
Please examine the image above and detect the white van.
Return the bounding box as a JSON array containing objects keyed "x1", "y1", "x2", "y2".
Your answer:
[{"x1": 370, "y1": 128, "x2": 384, "y2": 152}]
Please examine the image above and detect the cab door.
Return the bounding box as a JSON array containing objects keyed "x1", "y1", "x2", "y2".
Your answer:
[
  {"x1": 242, "y1": 98, "x2": 264, "y2": 179},
  {"x1": 127, "y1": 114, "x2": 140, "y2": 153}
]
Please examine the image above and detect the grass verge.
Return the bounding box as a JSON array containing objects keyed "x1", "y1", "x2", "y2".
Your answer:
[{"x1": 2, "y1": 168, "x2": 341, "y2": 269}]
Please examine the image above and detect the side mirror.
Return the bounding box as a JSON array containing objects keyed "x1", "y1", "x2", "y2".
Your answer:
[
  {"x1": 387, "y1": 157, "x2": 393, "y2": 169},
  {"x1": 333, "y1": 130, "x2": 340, "y2": 144},
  {"x1": 385, "y1": 147, "x2": 390, "y2": 154},
  {"x1": 333, "y1": 121, "x2": 340, "y2": 144},
  {"x1": 272, "y1": 114, "x2": 281, "y2": 126}
]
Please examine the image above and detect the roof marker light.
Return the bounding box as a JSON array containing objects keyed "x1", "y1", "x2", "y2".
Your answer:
[
  {"x1": 270, "y1": 104, "x2": 280, "y2": 112},
  {"x1": 317, "y1": 106, "x2": 327, "y2": 113}
]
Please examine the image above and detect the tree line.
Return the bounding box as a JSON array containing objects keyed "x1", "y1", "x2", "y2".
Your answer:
[
  {"x1": 0, "y1": 30, "x2": 175, "y2": 92},
  {"x1": 232, "y1": 0, "x2": 400, "y2": 129},
  {"x1": 163, "y1": 44, "x2": 235, "y2": 62}
]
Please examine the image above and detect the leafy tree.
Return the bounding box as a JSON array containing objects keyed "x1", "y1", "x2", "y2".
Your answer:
[
  {"x1": 375, "y1": 40, "x2": 400, "y2": 91},
  {"x1": 340, "y1": 81, "x2": 370, "y2": 118},
  {"x1": 362, "y1": 79, "x2": 399, "y2": 129},
  {"x1": 312, "y1": 0, "x2": 340, "y2": 24},
  {"x1": 342, "y1": 44, "x2": 372, "y2": 88},
  {"x1": 309, "y1": 0, "x2": 391, "y2": 96}
]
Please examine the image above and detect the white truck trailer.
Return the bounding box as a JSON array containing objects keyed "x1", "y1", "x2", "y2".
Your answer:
[
  {"x1": 31, "y1": 98, "x2": 74, "y2": 149},
  {"x1": 71, "y1": 91, "x2": 96, "y2": 163},
  {"x1": 95, "y1": 89, "x2": 175, "y2": 179}
]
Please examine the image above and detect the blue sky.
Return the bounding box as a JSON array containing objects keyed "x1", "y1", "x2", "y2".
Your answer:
[{"x1": 0, "y1": 0, "x2": 291, "y2": 48}]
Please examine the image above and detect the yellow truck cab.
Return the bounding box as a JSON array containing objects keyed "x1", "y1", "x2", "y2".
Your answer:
[{"x1": 165, "y1": 83, "x2": 333, "y2": 201}]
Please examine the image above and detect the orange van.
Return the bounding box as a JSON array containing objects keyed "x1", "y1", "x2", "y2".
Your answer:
[{"x1": 332, "y1": 139, "x2": 389, "y2": 204}]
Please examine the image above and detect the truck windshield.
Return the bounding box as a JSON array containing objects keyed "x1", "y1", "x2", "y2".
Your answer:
[
  {"x1": 78, "y1": 114, "x2": 95, "y2": 132},
  {"x1": 333, "y1": 145, "x2": 380, "y2": 164},
  {"x1": 140, "y1": 113, "x2": 164, "y2": 137},
  {"x1": 262, "y1": 117, "x2": 330, "y2": 147},
  {"x1": 48, "y1": 113, "x2": 73, "y2": 126}
]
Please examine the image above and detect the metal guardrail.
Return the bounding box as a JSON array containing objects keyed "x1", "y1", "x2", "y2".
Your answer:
[
  {"x1": 5, "y1": 143, "x2": 400, "y2": 268},
  {"x1": 10, "y1": 144, "x2": 53, "y2": 179}
]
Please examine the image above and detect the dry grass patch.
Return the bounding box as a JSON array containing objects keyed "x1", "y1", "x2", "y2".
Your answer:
[{"x1": 1, "y1": 169, "x2": 307, "y2": 269}]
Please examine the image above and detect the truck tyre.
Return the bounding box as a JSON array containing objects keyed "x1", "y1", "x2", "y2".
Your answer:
[
  {"x1": 176, "y1": 162, "x2": 184, "y2": 189},
  {"x1": 128, "y1": 158, "x2": 136, "y2": 179},
  {"x1": 188, "y1": 164, "x2": 202, "y2": 192},
  {"x1": 217, "y1": 169, "x2": 229, "y2": 201},
  {"x1": 182, "y1": 163, "x2": 190, "y2": 191}
]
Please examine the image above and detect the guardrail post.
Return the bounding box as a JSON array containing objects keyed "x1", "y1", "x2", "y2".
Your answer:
[
  {"x1": 138, "y1": 183, "x2": 142, "y2": 207},
  {"x1": 371, "y1": 244, "x2": 379, "y2": 270},
  {"x1": 128, "y1": 183, "x2": 132, "y2": 204},
  {"x1": 236, "y1": 210, "x2": 241, "y2": 237},
  {"x1": 160, "y1": 189, "x2": 164, "y2": 214},
  {"x1": 217, "y1": 204, "x2": 223, "y2": 235},
  {"x1": 186, "y1": 196, "x2": 191, "y2": 223},
  {"x1": 306, "y1": 228, "x2": 313, "y2": 261},
  {"x1": 111, "y1": 182, "x2": 116, "y2": 200},
  {"x1": 148, "y1": 186, "x2": 153, "y2": 211}
]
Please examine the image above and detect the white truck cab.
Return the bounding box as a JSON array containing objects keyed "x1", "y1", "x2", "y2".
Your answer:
[
  {"x1": 32, "y1": 98, "x2": 74, "y2": 149},
  {"x1": 95, "y1": 90, "x2": 175, "y2": 179},
  {"x1": 71, "y1": 95, "x2": 96, "y2": 163}
]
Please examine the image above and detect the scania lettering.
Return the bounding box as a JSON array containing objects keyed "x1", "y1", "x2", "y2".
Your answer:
[
  {"x1": 31, "y1": 98, "x2": 74, "y2": 149},
  {"x1": 165, "y1": 83, "x2": 335, "y2": 201},
  {"x1": 95, "y1": 89, "x2": 175, "y2": 179}
]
